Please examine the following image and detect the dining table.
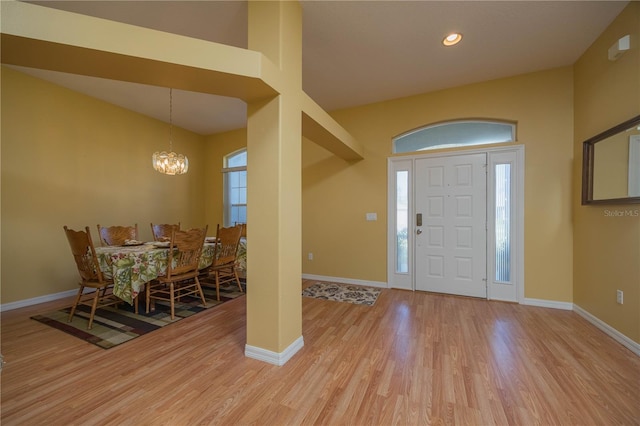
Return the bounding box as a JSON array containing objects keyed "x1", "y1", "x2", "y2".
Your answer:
[{"x1": 95, "y1": 240, "x2": 217, "y2": 305}]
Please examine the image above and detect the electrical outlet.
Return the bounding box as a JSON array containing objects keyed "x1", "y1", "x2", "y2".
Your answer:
[
  {"x1": 308, "y1": 252, "x2": 313, "y2": 261},
  {"x1": 616, "y1": 289, "x2": 624, "y2": 304}
]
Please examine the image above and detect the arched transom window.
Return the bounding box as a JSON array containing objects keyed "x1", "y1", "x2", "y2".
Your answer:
[{"x1": 393, "y1": 119, "x2": 516, "y2": 153}]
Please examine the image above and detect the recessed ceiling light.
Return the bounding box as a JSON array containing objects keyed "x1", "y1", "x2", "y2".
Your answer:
[{"x1": 443, "y1": 33, "x2": 463, "y2": 47}]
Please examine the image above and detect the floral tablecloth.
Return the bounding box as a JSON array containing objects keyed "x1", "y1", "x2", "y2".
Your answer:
[
  {"x1": 237, "y1": 237, "x2": 247, "y2": 272},
  {"x1": 96, "y1": 239, "x2": 247, "y2": 305},
  {"x1": 95, "y1": 243, "x2": 217, "y2": 305}
]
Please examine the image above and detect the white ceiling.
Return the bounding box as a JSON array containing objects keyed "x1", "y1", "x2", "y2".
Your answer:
[{"x1": 8, "y1": 0, "x2": 629, "y2": 135}]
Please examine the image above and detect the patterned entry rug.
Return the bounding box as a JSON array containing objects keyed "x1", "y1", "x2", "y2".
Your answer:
[
  {"x1": 31, "y1": 280, "x2": 245, "y2": 349},
  {"x1": 302, "y1": 282, "x2": 381, "y2": 306}
]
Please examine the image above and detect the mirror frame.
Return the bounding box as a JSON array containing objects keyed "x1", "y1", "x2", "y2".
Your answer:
[{"x1": 582, "y1": 115, "x2": 640, "y2": 205}]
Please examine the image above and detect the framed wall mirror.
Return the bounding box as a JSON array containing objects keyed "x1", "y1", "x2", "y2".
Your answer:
[{"x1": 582, "y1": 115, "x2": 640, "y2": 205}]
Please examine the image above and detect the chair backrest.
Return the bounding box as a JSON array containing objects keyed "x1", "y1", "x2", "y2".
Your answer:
[
  {"x1": 166, "y1": 226, "x2": 208, "y2": 278},
  {"x1": 97, "y1": 224, "x2": 138, "y2": 246},
  {"x1": 64, "y1": 226, "x2": 105, "y2": 283},
  {"x1": 213, "y1": 224, "x2": 243, "y2": 266},
  {"x1": 234, "y1": 222, "x2": 247, "y2": 238},
  {"x1": 151, "y1": 222, "x2": 180, "y2": 241}
]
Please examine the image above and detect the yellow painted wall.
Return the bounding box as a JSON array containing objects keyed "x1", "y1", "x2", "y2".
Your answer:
[
  {"x1": 2, "y1": 57, "x2": 576, "y2": 311},
  {"x1": 573, "y1": 2, "x2": 640, "y2": 343},
  {"x1": 302, "y1": 67, "x2": 575, "y2": 302},
  {"x1": 1, "y1": 66, "x2": 207, "y2": 303}
]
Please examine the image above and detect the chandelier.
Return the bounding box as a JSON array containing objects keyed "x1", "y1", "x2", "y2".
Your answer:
[{"x1": 152, "y1": 88, "x2": 189, "y2": 175}]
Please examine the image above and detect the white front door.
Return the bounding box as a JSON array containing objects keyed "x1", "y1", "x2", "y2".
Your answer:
[{"x1": 414, "y1": 153, "x2": 487, "y2": 297}]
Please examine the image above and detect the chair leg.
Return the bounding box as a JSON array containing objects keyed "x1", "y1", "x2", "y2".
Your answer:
[
  {"x1": 195, "y1": 277, "x2": 207, "y2": 307},
  {"x1": 146, "y1": 283, "x2": 151, "y2": 314},
  {"x1": 68, "y1": 285, "x2": 85, "y2": 323},
  {"x1": 215, "y1": 272, "x2": 221, "y2": 301},
  {"x1": 169, "y1": 282, "x2": 175, "y2": 320},
  {"x1": 234, "y1": 268, "x2": 243, "y2": 293},
  {"x1": 87, "y1": 289, "x2": 100, "y2": 330}
]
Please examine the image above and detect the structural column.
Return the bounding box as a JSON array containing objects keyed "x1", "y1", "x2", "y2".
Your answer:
[{"x1": 244, "y1": 1, "x2": 304, "y2": 364}]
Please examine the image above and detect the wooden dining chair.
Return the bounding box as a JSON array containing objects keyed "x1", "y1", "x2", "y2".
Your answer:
[
  {"x1": 207, "y1": 224, "x2": 244, "y2": 301},
  {"x1": 150, "y1": 222, "x2": 180, "y2": 241},
  {"x1": 146, "y1": 226, "x2": 208, "y2": 319},
  {"x1": 64, "y1": 226, "x2": 120, "y2": 329},
  {"x1": 97, "y1": 224, "x2": 138, "y2": 246}
]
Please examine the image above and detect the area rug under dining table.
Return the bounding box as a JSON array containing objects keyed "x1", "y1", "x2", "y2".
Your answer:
[{"x1": 31, "y1": 281, "x2": 245, "y2": 349}]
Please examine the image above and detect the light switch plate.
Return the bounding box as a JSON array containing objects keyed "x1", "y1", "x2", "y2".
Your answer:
[{"x1": 366, "y1": 212, "x2": 377, "y2": 221}]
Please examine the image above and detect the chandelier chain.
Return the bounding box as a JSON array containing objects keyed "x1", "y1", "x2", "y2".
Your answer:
[{"x1": 169, "y1": 88, "x2": 173, "y2": 152}]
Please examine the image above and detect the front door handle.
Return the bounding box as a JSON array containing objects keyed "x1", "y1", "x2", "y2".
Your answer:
[{"x1": 416, "y1": 228, "x2": 423, "y2": 235}]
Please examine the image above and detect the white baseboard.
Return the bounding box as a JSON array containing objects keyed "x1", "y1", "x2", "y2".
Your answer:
[
  {"x1": 302, "y1": 274, "x2": 387, "y2": 289},
  {"x1": 1, "y1": 289, "x2": 78, "y2": 312},
  {"x1": 245, "y1": 336, "x2": 304, "y2": 366},
  {"x1": 573, "y1": 304, "x2": 640, "y2": 357},
  {"x1": 521, "y1": 297, "x2": 573, "y2": 310}
]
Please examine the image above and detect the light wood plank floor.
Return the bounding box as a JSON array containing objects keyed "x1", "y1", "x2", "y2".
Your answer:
[{"x1": 1, "y1": 281, "x2": 638, "y2": 425}]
